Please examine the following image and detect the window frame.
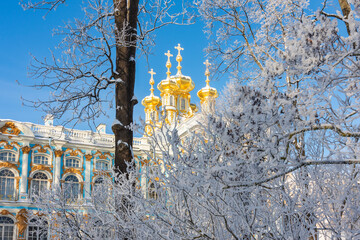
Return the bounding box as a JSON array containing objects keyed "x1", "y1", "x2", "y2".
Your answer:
[
  {"x1": 64, "y1": 157, "x2": 81, "y2": 168},
  {"x1": 62, "y1": 174, "x2": 82, "y2": 201},
  {"x1": 30, "y1": 171, "x2": 50, "y2": 199},
  {"x1": 0, "y1": 169, "x2": 17, "y2": 201},
  {"x1": 95, "y1": 160, "x2": 110, "y2": 171},
  {"x1": 0, "y1": 150, "x2": 17, "y2": 163},
  {"x1": 27, "y1": 218, "x2": 48, "y2": 240},
  {"x1": 32, "y1": 154, "x2": 51, "y2": 166},
  {"x1": 0, "y1": 216, "x2": 15, "y2": 240}
]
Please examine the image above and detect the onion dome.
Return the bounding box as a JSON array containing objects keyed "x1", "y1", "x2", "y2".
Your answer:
[
  {"x1": 142, "y1": 69, "x2": 160, "y2": 109},
  {"x1": 197, "y1": 60, "x2": 218, "y2": 103},
  {"x1": 171, "y1": 44, "x2": 195, "y2": 93}
]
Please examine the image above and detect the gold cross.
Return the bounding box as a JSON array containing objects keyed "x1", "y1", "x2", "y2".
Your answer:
[
  {"x1": 164, "y1": 50, "x2": 173, "y2": 61},
  {"x1": 203, "y1": 59, "x2": 211, "y2": 85},
  {"x1": 164, "y1": 50, "x2": 173, "y2": 78},
  {"x1": 148, "y1": 68, "x2": 156, "y2": 80},
  {"x1": 174, "y1": 43, "x2": 184, "y2": 56}
]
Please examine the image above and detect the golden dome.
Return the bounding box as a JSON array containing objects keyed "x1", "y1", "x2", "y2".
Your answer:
[
  {"x1": 197, "y1": 60, "x2": 218, "y2": 103},
  {"x1": 142, "y1": 69, "x2": 160, "y2": 108},
  {"x1": 171, "y1": 44, "x2": 195, "y2": 93}
]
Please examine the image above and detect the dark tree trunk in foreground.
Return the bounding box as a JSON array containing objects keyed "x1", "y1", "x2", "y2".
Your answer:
[{"x1": 112, "y1": 0, "x2": 139, "y2": 174}]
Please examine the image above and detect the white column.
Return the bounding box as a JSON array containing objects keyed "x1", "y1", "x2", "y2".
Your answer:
[
  {"x1": 53, "y1": 150, "x2": 63, "y2": 188},
  {"x1": 19, "y1": 146, "x2": 31, "y2": 201},
  {"x1": 84, "y1": 153, "x2": 92, "y2": 200}
]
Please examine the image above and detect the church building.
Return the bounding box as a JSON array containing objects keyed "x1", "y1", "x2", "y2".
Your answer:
[{"x1": 0, "y1": 44, "x2": 218, "y2": 239}]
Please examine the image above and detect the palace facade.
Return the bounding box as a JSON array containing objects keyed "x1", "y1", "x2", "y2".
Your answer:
[{"x1": 0, "y1": 44, "x2": 218, "y2": 239}]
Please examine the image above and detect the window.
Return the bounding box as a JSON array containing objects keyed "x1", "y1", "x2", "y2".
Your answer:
[
  {"x1": 0, "y1": 152, "x2": 16, "y2": 162},
  {"x1": 65, "y1": 157, "x2": 80, "y2": 168},
  {"x1": 0, "y1": 170, "x2": 15, "y2": 200},
  {"x1": 31, "y1": 172, "x2": 49, "y2": 199},
  {"x1": 170, "y1": 96, "x2": 174, "y2": 106},
  {"x1": 148, "y1": 182, "x2": 158, "y2": 200},
  {"x1": 63, "y1": 175, "x2": 81, "y2": 201},
  {"x1": 33, "y1": 155, "x2": 49, "y2": 165},
  {"x1": 0, "y1": 216, "x2": 14, "y2": 240},
  {"x1": 181, "y1": 99, "x2": 186, "y2": 110},
  {"x1": 27, "y1": 218, "x2": 48, "y2": 240},
  {"x1": 96, "y1": 161, "x2": 109, "y2": 171}
]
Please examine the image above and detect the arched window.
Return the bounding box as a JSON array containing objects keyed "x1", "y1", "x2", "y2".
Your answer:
[
  {"x1": 65, "y1": 157, "x2": 80, "y2": 168},
  {"x1": 33, "y1": 155, "x2": 50, "y2": 165},
  {"x1": 31, "y1": 172, "x2": 49, "y2": 198},
  {"x1": 148, "y1": 182, "x2": 157, "y2": 200},
  {"x1": 181, "y1": 99, "x2": 186, "y2": 110},
  {"x1": 0, "y1": 151, "x2": 16, "y2": 162},
  {"x1": 27, "y1": 218, "x2": 48, "y2": 240},
  {"x1": 96, "y1": 161, "x2": 109, "y2": 171},
  {"x1": 0, "y1": 169, "x2": 15, "y2": 200},
  {"x1": 0, "y1": 216, "x2": 14, "y2": 240},
  {"x1": 170, "y1": 96, "x2": 174, "y2": 106},
  {"x1": 63, "y1": 175, "x2": 81, "y2": 201}
]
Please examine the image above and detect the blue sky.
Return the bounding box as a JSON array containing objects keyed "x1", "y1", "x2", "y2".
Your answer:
[{"x1": 0, "y1": 1, "x2": 224, "y2": 133}]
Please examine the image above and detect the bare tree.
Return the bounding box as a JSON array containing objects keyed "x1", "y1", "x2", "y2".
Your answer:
[{"x1": 21, "y1": 0, "x2": 193, "y2": 173}]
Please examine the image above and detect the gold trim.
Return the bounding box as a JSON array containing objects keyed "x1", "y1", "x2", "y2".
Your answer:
[
  {"x1": 0, "y1": 210, "x2": 13, "y2": 216},
  {"x1": 93, "y1": 172, "x2": 111, "y2": 178},
  {"x1": 16, "y1": 209, "x2": 28, "y2": 237},
  {"x1": 54, "y1": 149, "x2": 64, "y2": 158},
  {"x1": 65, "y1": 148, "x2": 83, "y2": 156},
  {"x1": 30, "y1": 164, "x2": 52, "y2": 174},
  {"x1": 0, "y1": 162, "x2": 20, "y2": 173},
  {"x1": 0, "y1": 122, "x2": 21, "y2": 136},
  {"x1": 85, "y1": 154, "x2": 92, "y2": 162},
  {"x1": 32, "y1": 144, "x2": 51, "y2": 153},
  {"x1": 21, "y1": 146, "x2": 31, "y2": 154},
  {"x1": 94, "y1": 151, "x2": 112, "y2": 159},
  {"x1": 63, "y1": 167, "x2": 83, "y2": 176},
  {"x1": 15, "y1": 176, "x2": 20, "y2": 191}
]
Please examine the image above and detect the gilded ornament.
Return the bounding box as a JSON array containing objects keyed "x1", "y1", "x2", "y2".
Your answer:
[
  {"x1": 32, "y1": 144, "x2": 50, "y2": 154},
  {"x1": 16, "y1": 209, "x2": 28, "y2": 236},
  {"x1": 93, "y1": 171, "x2": 111, "y2": 178},
  {"x1": 0, "y1": 122, "x2": 21, "y2": 136},
  {"x1": 30, "y1": 165, "x2": 52, "y2": 174},
  {"x1": 66, "y1": 148, "x2": 83, "y2": 156},
  {"x1": 15, "y1": 177, "x2": 20, "y2": 191},
  {"x1": 54, "y1": 149, "x2": 64, "y2": 158},
  {"x1": 85, "y1": 154, "x2": 92, "y2": 161},
  {"x1": 63, "y1": 167, "x2": 83, "y2": 176},
  {"x1": 22, "y1": 146, "x2": 31, "y2": 154},
  {"x1": 0, "y1": 162, "x2": 19, "y2": 173},
  {"x1": 0, "y1": 210, "x2": 12, "y2": 216}
]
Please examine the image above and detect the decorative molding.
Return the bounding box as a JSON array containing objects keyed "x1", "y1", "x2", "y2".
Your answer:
[
  {"x1": 85, "y1": 154, "x2": 93, "y2": 162},
  {"x1": 63, "y1": 167, "x2": 83, "y2": 176},
  {"x1": 30, "y1": 164, "x2": 52, "y2": 174},
  {"x1": 54, "y1": 150, "x2": 64, "y2": 158},
  {"x1": 0, "y1": 210, "x2": 13, "y2": 216},
  {"x1": 32, "y1": 144, "x2": 51, "y2": 153},
  {"x1": 93, "y1": 171, "x2": 111, "y2": 178},
  {"x1": 16, "y1": 209, "x2": 28, "y2": 237},
  {"x1": 66, "y1": 149, "x2": 83, "y2": 157},
  {"x1": 15, "y1": 177, "x2": 20, "y2": 191},
  {"x1": 0, "y1": 122, "x2": 21, "y2": 136},
  {"x1": 28, "y1": 178, "x2": 32, "y2": 190},
  {"x1": 21, "y1": 146, "x2": 31, "y2": 154},
  {"x1": 0, "y1": 162, "x2": 20, "y2": 173},
  {"x1": 94, "y1": 150, "x2": 112, "y2": 159}
]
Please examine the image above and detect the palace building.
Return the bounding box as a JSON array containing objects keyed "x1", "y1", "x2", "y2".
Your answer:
[{"x1": 0, "y1": 44, "x2": 218, "y2": 239}]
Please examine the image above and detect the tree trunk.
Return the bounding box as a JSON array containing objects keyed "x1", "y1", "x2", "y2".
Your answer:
[{"x1": 112, "y1": 0, "x2": 139, "y2": 174}]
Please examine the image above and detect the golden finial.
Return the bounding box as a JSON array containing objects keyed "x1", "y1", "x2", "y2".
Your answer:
[
  {"x1": 164, "y1": 50, "x2": 173, "y2": 79},
  {"x1": 174, "y1": 43, "x2": 184, "y2": 75},
  {"x1": 148, "y1": 68, "x2": 156, "y2": 95},
  {"x1": 204, "y1": 59, "x2": 211, "y2": 86}
]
